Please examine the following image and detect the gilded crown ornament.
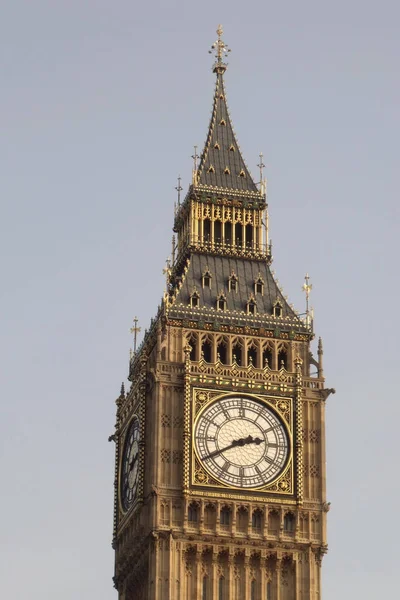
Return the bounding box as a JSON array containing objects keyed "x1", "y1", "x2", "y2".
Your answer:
[{"x1": 209, "y1": 24, "x2": 231, "y2": 73}]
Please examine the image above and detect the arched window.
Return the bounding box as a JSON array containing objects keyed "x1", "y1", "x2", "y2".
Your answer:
[
  {"x1": 263, "y1": 346, "x2": 273, "y2": 368},
  {"x1": 188, "y1": 335, "x2": 198, "y2": 361},
  {"x1": 228, "y1": 273, "x2": 238, "y2": 292},
  {"x1": 218, "y1": 577, "x2": 224, "y2": 600},
  {"x1": 251, "y1": 580, "x2": 256, "y2": 600},
  {"x1": 202, "y1": 576, "x2": 208, "y2": 600},
  {"x1": 217, "y1": 340, "x2": 228, "y2": 365},
  {"x1": 235, "y1": 223, "x2": 243, "y2": 245},
  {"x1": 247, "y1": 299, "x2": 257, "y2": 315},
  {"x1": 225, "y1": 221, "x2": 232, "y2": 245},
  {"x1": 284, "y1": 512, "x2": 295, "y2": 533},
  {"x1": 220, "y1": 507, "x2": 231, "y2": 527},
  {"x1": 246, "y1": 224, "x2": 253, "y2": 247},
  {"x1": 247, "y1": 345, "x2": 257, "y2": 367},
  {"x1": 268, "y1": 510, "x2": 280, "y2": 536},
  {"x1": 188, "y1": 503, "x2": 199, "y2": 523},
  {"x1": 237, "y1": 506, "x2": 248, "y2": 533},
  {"x1": 160, "y1": 502, "x2": 170, "y2": 525},
  {"x1": 204, "y1": 218, "x2": 211, "y2": 241},
  {"x1": 273, "y1": 300, "x2": 283, "y2": 317},
  {"x1": 278, "y1": 349, "x2": 287, "y2": 370},
  {"x1": 255, "y1": 275, "x2": 264, "y2": 295},
  {"x1": 214, "y1": 220, "x2": 222, "y2": 243},
  {"x1": 204, "y1": 504, "x2": 216, "y2": 529},
  {"x1": 202, "y1": 269, "x2": 212, "y2": 289},
  {"x1": 217, "y1": 293, "x2": 226, "y2": 311},
  {"x1": 202, "y1": 339, "x2": 212, "y2": 363},
  {"x1": 190, "y1": 291, "x2": 200, "y2": 308},
  {"x1": 232, "y1": 342, "x2": 243, "y2": 366},
  {"x1": 266, "y1": 581, "x2": 272, "y2": 599},
  {"x1": 252, "y1": 509, "x2": 262, "y2": 533}
]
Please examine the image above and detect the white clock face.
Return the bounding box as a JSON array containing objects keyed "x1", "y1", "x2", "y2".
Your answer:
[{"x1": 194, "y1": 396, "x2": 289, "y2": 489}]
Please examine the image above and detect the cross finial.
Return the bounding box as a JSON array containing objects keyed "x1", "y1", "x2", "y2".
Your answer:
[
  {"x1": 175, "y1": 175, "x2": 183, "y2": 205},
  {"x1": 162, "y1": 257, "x2": 172, "y2": 291},
  {"x1": 257, "y1": 152, "x2": 265, "y2": 182},
  {"x1": 192, "y1": 146, "x2": 199, "y2": 171},
  {"x1": 130, "y1": 316, "x2": 141, "y2": 354},
  {"x1": 191, "y1": 146, "x2": 199, "y2": 185},
  {"x1": 209, "y1": 25, "x2": 231, "y2": 73},
  {"x1": 302, "y1": 273, "x2": 313, "y2": 327}
]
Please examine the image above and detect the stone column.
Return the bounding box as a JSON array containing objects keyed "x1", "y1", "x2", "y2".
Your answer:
[
  {"x1": 228, "y1": 551, "x2": 234, "y2": 600},
  {"x1": 244, "y1": 552, "x2": 250, "y2": 600},
  {"x1": 195, "y1": 547, "x2": 202, "y2": 600},
  {"x1": 212, "y1": 551, "x2": 219, "y2": 600},
  {"x1": 275, "y1": 557, "x2": 281, "y2": 600},
  {"x1": 260, "y1": 555, "x2": 267, "y2": 600},
  {"x1": 199, "y1": 500, "x2": 205, "y2": 535},
  {"x1": 183, "y1": 496, "x2": 188, "y2": 534}
]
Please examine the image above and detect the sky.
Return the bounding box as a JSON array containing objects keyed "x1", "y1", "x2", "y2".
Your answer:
[{"x1": 1, "y1": 1, "x2": 399, "y2": 598}]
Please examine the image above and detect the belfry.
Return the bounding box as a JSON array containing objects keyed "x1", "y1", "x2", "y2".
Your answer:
[{"x1": 111, "y1": 26, "x2": 333, "y2": 600}]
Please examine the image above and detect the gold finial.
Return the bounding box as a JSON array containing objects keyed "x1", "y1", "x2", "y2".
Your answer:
[
  {"x1": 192, "y1": 146, "x2": 199, "y2": 171},
  {"x1": 302, "y1": 273, "x2": 313, "y2": 327},
  {"x1": 257, "y1": 152, "x2": 266, "y2": 194},
  {"x1": 257, "y1": 152, "x2": 265, "y2": 182},
  {"x1": 209, "y1": 25, "x2": 231, "y2": 73},
  {"x1": 191, "y1": 145, "x2": 199, "y2": 185},
  {"x1": 163, "y1": 257, "x2": 172, "y2": 292},
  {"x1": 175, "y1": 175, "x2": 182, "y2": 205},
  {"x1": 130, "y1": 316, "x2": 141, "y2": 354}
]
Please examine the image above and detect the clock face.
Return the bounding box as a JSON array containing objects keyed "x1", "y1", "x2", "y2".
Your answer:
[
  {"x1": 194, "y1": 396, "x2": 289, "y2": 489},
  {"x1": 121, "y1": 417, "x2": 140, "y2": 511}
]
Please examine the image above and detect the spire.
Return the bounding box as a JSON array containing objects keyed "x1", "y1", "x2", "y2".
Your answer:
[{"x1": 196, "y1": 26, "x2": 259, "y2": 194}]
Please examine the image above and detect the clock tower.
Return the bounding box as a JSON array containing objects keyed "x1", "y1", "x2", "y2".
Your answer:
[{"x1": 111, "y1": 26, "x2": 333, "y2": 600}]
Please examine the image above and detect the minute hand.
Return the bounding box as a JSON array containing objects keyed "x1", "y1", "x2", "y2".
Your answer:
[{"x1": 204, "y1": 435, "x2": 263, "y2": 460}]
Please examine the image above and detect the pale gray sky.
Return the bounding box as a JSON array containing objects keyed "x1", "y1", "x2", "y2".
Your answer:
[{"x1": 1, "y1": 1, "x2": 399, "y2": 598}]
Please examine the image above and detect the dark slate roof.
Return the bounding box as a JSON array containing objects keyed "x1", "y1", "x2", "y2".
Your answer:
[
  {"x1": 172, "y1": 253, "x2": 301, "y2": 323},
  {"x1": 197, "y1": 72, "x2": 258, "y2": 194}
]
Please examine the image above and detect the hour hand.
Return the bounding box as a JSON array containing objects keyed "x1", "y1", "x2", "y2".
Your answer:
[
  {"x1": 128, "y1": 454, "x2": 138, "y2": 471},
  {"x1": 204, "y1": 435, "x2": 264, "y2": 460}
]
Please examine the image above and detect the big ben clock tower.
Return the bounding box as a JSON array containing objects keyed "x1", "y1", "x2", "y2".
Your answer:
[{"x1": 111, "y1": 26, "x2": 333, "y2": 600}]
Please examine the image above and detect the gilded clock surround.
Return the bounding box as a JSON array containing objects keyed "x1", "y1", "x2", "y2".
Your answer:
[
  {"x1": 111, "y1": 26, "x2": 333, "y2": 600},
  {"x1": 191, "y1": 389, "x2": 294, "y2": 494}
]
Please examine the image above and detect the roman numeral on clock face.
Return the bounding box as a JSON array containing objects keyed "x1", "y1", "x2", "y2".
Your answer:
[{"x1": 194, "y1": 396, "x2": 289, "y2": 489}]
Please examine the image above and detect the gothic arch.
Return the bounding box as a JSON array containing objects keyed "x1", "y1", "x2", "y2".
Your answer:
[{"x1": 231, "y1": 337, "x2": 244, "y2": 366}]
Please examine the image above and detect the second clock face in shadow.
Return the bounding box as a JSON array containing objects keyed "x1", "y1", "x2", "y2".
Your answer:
[{"x1": 121, "y1": 417, "x2": 140, "y2": 511}]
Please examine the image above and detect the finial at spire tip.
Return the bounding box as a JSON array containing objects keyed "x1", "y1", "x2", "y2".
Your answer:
[{"x1": 209, "y1": 25, "x2": 231, "y2": 74}]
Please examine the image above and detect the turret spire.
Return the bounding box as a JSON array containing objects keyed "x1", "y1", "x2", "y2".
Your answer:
[{"x1": 197, "y1": 26, "x2": 259, "y2": 194}]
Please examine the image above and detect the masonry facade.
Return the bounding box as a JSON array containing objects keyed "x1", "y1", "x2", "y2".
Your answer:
[{"x1": 111, "y1": 27, "x2": 333, "y2": 600}]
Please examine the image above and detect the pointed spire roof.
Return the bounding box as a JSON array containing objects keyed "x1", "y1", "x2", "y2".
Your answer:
[{"x1": 196, "y1": 27, "x2": 259, "y2": 195}]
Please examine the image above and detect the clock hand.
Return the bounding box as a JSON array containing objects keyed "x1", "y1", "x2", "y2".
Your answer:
[
  {"x1": 128, "y1": 453, "x2": 138, "y2": 472},
  {"x1": 204, "y1": 435, "x2": 264, "y2": 460}
]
